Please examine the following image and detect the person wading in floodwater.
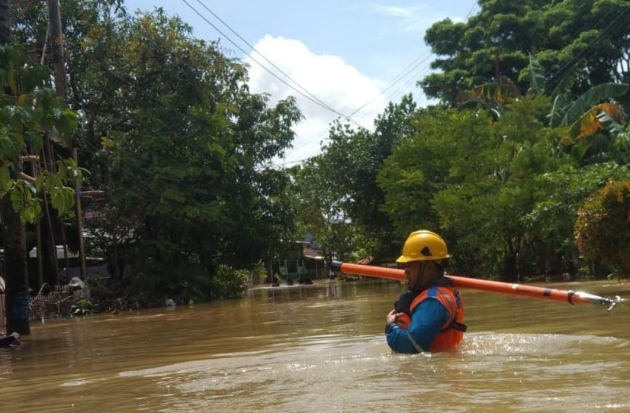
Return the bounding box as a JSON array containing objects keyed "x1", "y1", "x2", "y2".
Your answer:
[{"x1": 385, "y1": 230, "x2": 466, "y2": 353}]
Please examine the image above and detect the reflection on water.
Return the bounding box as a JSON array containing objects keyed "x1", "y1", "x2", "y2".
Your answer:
[{"x1": 1, "y1": 279, "x2": 630, "y2": 412}]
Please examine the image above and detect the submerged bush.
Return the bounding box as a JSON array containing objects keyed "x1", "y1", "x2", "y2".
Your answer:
[
  {"x1": 210, "y1": 265, "x2": 248, "y2": 299},
  {"x1": 71, "y1": 299, "x2": 95, "y2": 316},
  {"x1": 575, "y1": 180, "x2": 630, "y2": 278}
]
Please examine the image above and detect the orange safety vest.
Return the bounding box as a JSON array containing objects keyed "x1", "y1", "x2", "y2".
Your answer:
[{"x1": 395, "y1": 285, "x2": 466, "y2": 352}]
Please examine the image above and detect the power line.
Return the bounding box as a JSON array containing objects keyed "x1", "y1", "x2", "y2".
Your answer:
[
  {"x1": 281, "y1": 51, "x2": 436, "y2": 163},
  {"x1": 184, "y1": 0, "x2": 441, "y2": 161},
  {"x1": 232, "y1": 1, "x2": 484, "y2": 169},
  {"x1": 191, "y1": 0, "x2": 340, "y2": 117},
  {"x1": 548, "y1": 6, "x2": 630, "y2": 85},
  {"x1": 272, "y1": 51, "x2": 435, "y2": 167},
  {"x1": 277, "y1": 2, "x2": 483, "y2": 165},
  {"x1": 274, "y1": 11, "x2": 481, "y2": 168},
  {"x1": 352, "y1": 52, "x2": 433, "y2": 120},
  {"x1": 464, "y1": 1, "x2": 478, "y2": 20},
  {"x1": 181, "y1": 0, "x2": 362, "y2": 127}
]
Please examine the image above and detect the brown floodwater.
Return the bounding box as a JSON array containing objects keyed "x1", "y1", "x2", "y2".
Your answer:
[{"x1": 1, "y1": 279, "x2": 630, "y2": 413}]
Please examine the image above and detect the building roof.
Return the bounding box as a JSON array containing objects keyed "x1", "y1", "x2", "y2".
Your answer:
[{"x1": 303, "y1": 245, "x2": 324, "y2": 259}]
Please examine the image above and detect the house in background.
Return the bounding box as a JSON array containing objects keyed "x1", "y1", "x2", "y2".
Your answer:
[{"x1": 267, "y1": 234, "x2": 333, "y2": 284}]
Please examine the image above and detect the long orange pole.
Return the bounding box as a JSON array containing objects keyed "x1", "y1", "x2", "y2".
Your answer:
[{"x1": 333, "y1": 262, "x2": 624, "y2": 311}]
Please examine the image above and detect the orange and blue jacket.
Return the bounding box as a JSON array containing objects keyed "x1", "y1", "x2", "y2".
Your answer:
[{"x1": 386, "y1": 284, "x2": 466, "y2": 353}]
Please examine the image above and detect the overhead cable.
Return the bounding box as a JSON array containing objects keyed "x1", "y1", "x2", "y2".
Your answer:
[{"x1": 181, "y1": 0, "x2": 362, "y2": 127}]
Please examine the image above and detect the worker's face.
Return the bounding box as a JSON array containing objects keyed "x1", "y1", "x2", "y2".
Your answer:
[
  {"x1": 404, "y1": 261, "x2": 422, "y2": 286},
  {"x1": 405, "y1": 260, "x2": 437, "y2": 290}
]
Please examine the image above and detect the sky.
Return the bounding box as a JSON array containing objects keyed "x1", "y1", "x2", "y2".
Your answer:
[{"x1": 124, "y1": 0, "x2": 478, "y2": 166}]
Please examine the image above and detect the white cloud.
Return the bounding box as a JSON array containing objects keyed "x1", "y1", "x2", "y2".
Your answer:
[
  {"x1": 368, "y1": 3, "x2": 470, "y2": 33},
  {"x1": 369, "y1": 4, "x2": 428, "y2": 18},
  {"x1": 244, "y1": 35, "x2": 387, "y2": 166}
]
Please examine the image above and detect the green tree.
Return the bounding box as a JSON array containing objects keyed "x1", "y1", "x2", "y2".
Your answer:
[
  {"x1": 377, "y1": 107, "x2": 461, "y2": 239},
  {"x1": 9, "y1": 2, "x2": 302, "y2": 302},
  {"x1": 318, "y1": 94, "x2": 420, "y2": 260},
  {"x1": 0, "y1": 44, "x2": 81, "y2": 333},
  {"x1": 576, "y1": 180, "x2": 630, "y2": 279},
  {"x1": 525, "y1": 163, "x2": 630, "y2": 279},
  {"x1": 290, "y1": 157, "x2": 355, "y2": 264},
  {"x1": 462, "y1": 54, "x2": 629, "y2": 166},
  {"x1": 380, "y1": 98, "x2": 559, "y2": 279},
  {"x1": 73, "y1": 10, "x2": 301, "y2": 299},
  {"x1": 421, "y1": 0, "x2": 630, "y2": 107}
]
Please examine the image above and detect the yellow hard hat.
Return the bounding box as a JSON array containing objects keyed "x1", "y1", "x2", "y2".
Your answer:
[{"x1": 396, "y1": 230, "x2": 450, "y2": 263}]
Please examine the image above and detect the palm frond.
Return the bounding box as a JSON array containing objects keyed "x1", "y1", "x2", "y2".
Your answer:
[
  {"x1": 568, "y1": 103, "x2": 627, "y2": 142},
  {"x1": 562, "y1": 83, "x2": 629, "y2": 125},
  {"x1": 570, "y1": 108, "x2": 602, "y2": 139}
]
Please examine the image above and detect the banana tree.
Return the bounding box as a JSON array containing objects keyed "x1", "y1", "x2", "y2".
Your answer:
[{"x1": 527, "y1": 54, "x2": 628, "y2": 165}]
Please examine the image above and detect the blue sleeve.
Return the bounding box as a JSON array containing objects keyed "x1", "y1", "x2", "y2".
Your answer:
[{"x1": 385, "y1": 298, "x2": 449, "y2": 353}]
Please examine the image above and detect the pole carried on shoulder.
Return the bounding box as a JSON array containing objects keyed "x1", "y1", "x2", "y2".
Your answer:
[{"x1": 330, "y1": 262, "x2": 624, "y2": 312}]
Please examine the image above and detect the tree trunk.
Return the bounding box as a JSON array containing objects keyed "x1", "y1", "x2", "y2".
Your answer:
[
  {"x1": 1, "y1": 0, "x2": 31, "y2": 335},
  {"x1": 2, "y1": 191, "x2": 31, "y2": 335},
  {"x1": 39, "y1": 205, "x2": 59, "y2": 285},
  {"x1": 501, "y1": 237, "x2": 519, "y2": 282}
]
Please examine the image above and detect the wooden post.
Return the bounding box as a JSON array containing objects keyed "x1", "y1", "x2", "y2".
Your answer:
[
  {"x1": 34, "y1": 162, "x2": 44, "y2": 288},
  {"x1": 60, "y1": 223, "x2": 70, "y2": 281},
  {"x1": 73, "y1": 149, "x2": 87, "y2": 280},
  {"x1": 28, "y1": 155, "x2": 44, "y2": 288},
  {"x1": 35, "y1": 220, "x2": 43, "y2": 286},
  {"x1": 48, "y1": 0, "x2": 66, "y2": 100},
  {"x1": 41, "y1": 140, "x2": 59, "y2": 285}
]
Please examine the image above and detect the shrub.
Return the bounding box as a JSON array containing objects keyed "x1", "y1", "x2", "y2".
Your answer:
[
  {"x1": 210, "y1": 265, "x2": 248, "y2": 299},
  {"x1": 71, "y1": 299, "x2": 95, "y2": 316},
  {"x1": 575, "y1": 180, "x2": 630, "y2": 278},
  {"x1": 252, "y1": 261, "x2": 268, "y2": 285}
]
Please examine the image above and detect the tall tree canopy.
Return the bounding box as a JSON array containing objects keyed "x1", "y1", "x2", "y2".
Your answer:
[
  {"x1": 318, "y1": 94, "x2": 421, "y2": 260},
  {"x1": 289, "y1": 158, "x2": 356, "y2": 263},
  {"x1": 421, "y1": 0, "x2": 630, "y2": 107},
  {"x1": 90, "y1": 10, "x2": 301, "y2": 276},
  {"x1": 379, "y1": 97, "x2": 580, "y2": 279},
  {"x1": 10, "y1": 3, "x2": 303, "y2": 301}
]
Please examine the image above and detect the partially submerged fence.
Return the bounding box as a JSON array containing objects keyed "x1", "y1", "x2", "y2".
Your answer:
[{"x1": 29, "y1": 283, "x2": 74, "y2": 321}]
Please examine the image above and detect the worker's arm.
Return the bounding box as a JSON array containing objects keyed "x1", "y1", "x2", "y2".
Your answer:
[{"x1": 385, "y1": 298, "x2": 448, "y2": 353}]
